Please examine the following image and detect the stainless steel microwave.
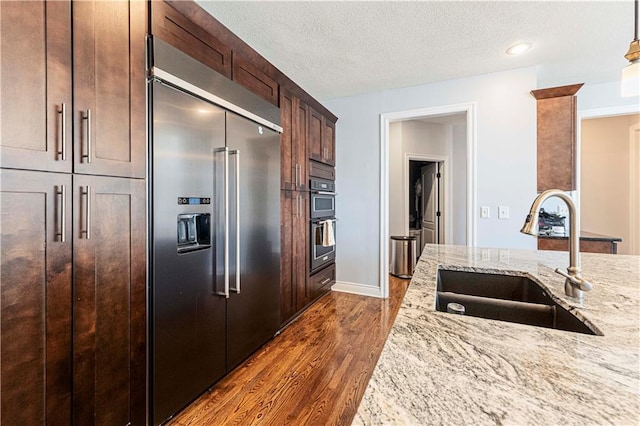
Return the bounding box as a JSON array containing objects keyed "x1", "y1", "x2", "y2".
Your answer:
[{"x1": 310, "y1": 178, "x2": 335, "y2": 219}]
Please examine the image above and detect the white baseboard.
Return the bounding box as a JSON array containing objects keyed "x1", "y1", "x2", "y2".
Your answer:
[{"x1": 331, "y1": 281, "x2": 384, "y2": 298}]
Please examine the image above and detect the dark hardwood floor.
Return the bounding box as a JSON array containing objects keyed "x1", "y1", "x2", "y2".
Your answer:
[{"x1": 169, "y1": 275, "x2": 410, "y2": 425}]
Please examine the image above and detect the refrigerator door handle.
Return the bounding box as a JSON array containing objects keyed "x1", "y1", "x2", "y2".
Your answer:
[
  {"x1": 230, "y1": 149, "x2": 241, "y2": 294},
  {"x1": 214, "y1": 147, "x2": 230, "y2": 298}
]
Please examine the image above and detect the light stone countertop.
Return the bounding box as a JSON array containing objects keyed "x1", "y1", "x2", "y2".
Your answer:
[{"x1": 354, "y1": 245, "x2": 640, "y2": 425}]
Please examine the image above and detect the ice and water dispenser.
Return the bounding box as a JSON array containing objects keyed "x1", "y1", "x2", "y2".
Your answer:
[{"x1": 176, "y1": 197, "x2": 212, "y2": 253}]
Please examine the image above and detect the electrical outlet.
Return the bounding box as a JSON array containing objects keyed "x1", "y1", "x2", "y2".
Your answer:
[
  {"x1": 481, "y1": 206, "x2": 490, "y2": 218},
  {"x1": 498, "y1": 206, "x2": 509, "y2": 219}
]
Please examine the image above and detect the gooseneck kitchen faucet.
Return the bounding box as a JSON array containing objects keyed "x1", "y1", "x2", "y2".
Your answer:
[{"x1": 521, "y1": 189, "x2": 593, "y2": 302}]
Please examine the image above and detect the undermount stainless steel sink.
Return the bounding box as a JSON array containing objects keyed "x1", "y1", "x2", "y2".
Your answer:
[{"x1": 435, "y1": 269, "x2": 602, "y2": 336}]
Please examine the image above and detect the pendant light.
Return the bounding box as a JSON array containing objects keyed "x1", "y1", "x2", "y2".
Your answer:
[{"x1": 622, "y1": 0, "x2": 640, "y2": 97}]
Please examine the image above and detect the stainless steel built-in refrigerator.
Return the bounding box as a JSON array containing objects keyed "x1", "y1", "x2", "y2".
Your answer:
[{"x1": 149, "y1": 38, "x2": 282, "y2": 424}]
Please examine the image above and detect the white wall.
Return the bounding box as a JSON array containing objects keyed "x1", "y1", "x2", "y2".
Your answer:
[
  {"x1": 326, "y1": 67, "x2": 538, "y2": 290},
  {"x1": 388, "y1": 120, "x2": 448, "y2": 238},
  {"x1": 578, "y1": 80, "x2": 640, "y2": 112}
]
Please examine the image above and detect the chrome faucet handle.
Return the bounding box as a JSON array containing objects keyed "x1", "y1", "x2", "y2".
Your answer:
[{"x1": 554, "y1": 268, "x2": 593, "y2": 292}]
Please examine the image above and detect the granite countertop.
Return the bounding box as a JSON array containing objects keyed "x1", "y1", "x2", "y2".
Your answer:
[
  {"x1": 538, "y1": 230, "x2": 622, "y2": 242},
  {"x1": 355, "y1": 245, "x2": 640, "y2": 425}
]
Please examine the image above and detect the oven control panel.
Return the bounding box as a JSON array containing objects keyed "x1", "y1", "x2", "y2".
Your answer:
[{"x1": 310, "y1": 178, "x2": 335, "y2": 192}]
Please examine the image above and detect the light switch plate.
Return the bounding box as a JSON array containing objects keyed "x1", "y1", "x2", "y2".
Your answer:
[
  {"x1": 481, "y1": 206, "x2": 490, "y2": 218},
  {"x1": 498, "y1": 206, "x2": 509, "y2": 219}
]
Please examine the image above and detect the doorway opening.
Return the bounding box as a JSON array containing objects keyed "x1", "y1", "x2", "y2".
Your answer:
[
  {"x1": 578, "y1": 107, "x2": 640, "y2": 255},
  {"x1": 381, "y1": 103, "x2": 477, "y2": 298}
]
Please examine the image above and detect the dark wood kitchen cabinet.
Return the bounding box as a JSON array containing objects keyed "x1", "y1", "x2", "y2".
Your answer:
[
  {"x1": 0, "y1": 169, "x2": 73, "y2": 425},
  {"x1": 233, "y1": 54, "x2": 279, "y2": 106},
  {"x1": 281, "y1": 89, "x2": 309, "y2": 191},
  {"x1": 0, "y1": 170, "x2": 146, "y2": 425},
  {"x1": 309, "y1": 107, "x2": 336, "y2": 166},
  {"x1": 309, "y1": 262, "x2": 336, "y2": 302},
  {"x1": 73, "y1": 0, "x2": 146, "y2": 178},
  {"x1": 151, "y1": 0, "x2": 232, "y2": 79},
  {"x1": 531, "y1": 83, "x2": 583, "y2": 192},
  {"x1": 280, "y1": 190, "x2": 309, "y2": 325},
  {"x1": 322, "y1": 118, "x2": 336, "y2": 166},
  {"x1": 0, "y1": 1, "x2": 72, "y2": 173},
  {"x1": 1, "y1": 0, "x2": 146, "y2": 179},
  {"x1": 73, "y1": 175, "x2": 146, "y2": 425}
]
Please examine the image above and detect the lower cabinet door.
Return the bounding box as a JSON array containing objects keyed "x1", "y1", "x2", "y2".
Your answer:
[
  {"x1": 0, "y1": 169, "x2": 72, "y2": 424},
  {"x1": 280, "y1": 190, "x2": 309, "y2": 325},
  {"x1": 72, "y1": 175, "x2": 146, "y2": 425},
  {"x1": 293, "y1": 192, "x2": 309, "y2": 310}
]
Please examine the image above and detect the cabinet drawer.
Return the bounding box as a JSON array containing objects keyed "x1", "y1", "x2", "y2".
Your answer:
[
  {"x1": 233, "y1": 55, "x2": 279, "y2": 106},
  {"x1": 151, "y1": 1, "x2": 231, "y2": 78},
  {"x1": 309, "y1": 160, "x2": 335, "y2": 181},
  {"x1": 309, "y1": 262, "x2": 335, "y2": 300}
]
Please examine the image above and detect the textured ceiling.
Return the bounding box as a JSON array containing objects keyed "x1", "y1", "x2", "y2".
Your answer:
[{"x1": 196, "y1": 1, "x2": 633, "y2": 101}]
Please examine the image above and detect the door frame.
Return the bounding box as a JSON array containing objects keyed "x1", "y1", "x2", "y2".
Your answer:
[
  {"x1": 380, "y1": 102, "x2": 477, "y2": 298},
  {"x1": 404, "y1": 154, "x2": 450, "y2": 244}
]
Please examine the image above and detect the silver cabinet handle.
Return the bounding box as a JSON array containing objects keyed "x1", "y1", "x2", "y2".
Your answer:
[
  {"x1": 293, "y1": 164, "x2": 297, "y2": 188},
  {"x1": 56, "y1": 185, "x2": 66, "y2": 242},
  {"x1": 82, "y1": 186, "x2": 91, "y2": 239},
  {"x1": 296, "y1": 194, "x2": 300, "y2": 218},
  {"x1": 58, "y1": 103, "x2": 67, "y2": 161},
  {"x1": 82, "y1": 109, "x2": 92, "y2": 163},
  {"x1": 320, "y1": 277, "x2": 331, "y2": 286},
  {"x1": 295, "y1": 163, "x2": 300, "y2": 188},
  {"x1": 230, "y1": 149, "x2": 241, "y2": 294}
]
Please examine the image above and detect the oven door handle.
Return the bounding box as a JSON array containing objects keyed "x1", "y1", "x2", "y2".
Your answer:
[
  {"x1": 311, "y1": 218, "x2": 338, "y2": 224},
  {"x1": 311, "y1": 191, "x2": 336, "y2": 195}
]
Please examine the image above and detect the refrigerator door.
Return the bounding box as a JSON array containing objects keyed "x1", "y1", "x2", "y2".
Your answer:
[
  {"x1": 226, "y1": 112, "x2": 281, "y2": 370},
  {"x1": 151, "y1": 82, "x2": 226, "y2": 424}
]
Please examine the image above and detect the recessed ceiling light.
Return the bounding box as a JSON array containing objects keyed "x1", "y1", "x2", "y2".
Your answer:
[{"x1": 506, "y1": 42, "x2": 532, "y2": 56}]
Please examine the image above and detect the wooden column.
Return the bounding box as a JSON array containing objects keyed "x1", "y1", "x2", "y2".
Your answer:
[{"x1": 530, "y1": 83, "x2": 583, "y2": 192}]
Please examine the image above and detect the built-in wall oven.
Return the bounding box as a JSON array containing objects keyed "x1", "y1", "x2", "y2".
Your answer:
[
  {"x1": 311, "y1": 218, "x2": 336, "y2": 272},
  {"x1": 310, "y1": 177, "x2": 336, "y2": 272}
]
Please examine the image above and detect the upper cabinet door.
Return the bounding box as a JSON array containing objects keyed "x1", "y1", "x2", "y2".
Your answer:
[
  {"x1": 280, "y1": 90, "x2": 294, "y2": 190},
  {"x1": 322, "y1": 119, "x2": 335, "y2": 166},
  {"x1": 151, "y1": 0, "x2": 232, "y2": 79},
  {"x1": 73, "y1": 0, "x2": 146, "y2": 178},
  {"x1": 0, "y1": 1, "x2": 72, "y2": 173},
  {"x1": 293, "y1": 96, "x2": 309, "y2": 190},
  {"x1": 232, "y1": 54, "x2": 279, "y2": 106},
  {"x1": 1, "y1": 169, "x2": 73, "y2": 425},
  {"x1": 308, "y1": 107, "x2": 324, "y2": 164}
]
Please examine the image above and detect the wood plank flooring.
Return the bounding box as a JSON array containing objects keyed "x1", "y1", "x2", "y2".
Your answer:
[{"x1": 169, "y1": 276, "x2": 409, "y2": 425}]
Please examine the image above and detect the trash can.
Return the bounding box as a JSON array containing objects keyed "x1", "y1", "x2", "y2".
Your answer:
[{"x1": 390, "y1": 236, "x2": 417, "y2": 278}]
